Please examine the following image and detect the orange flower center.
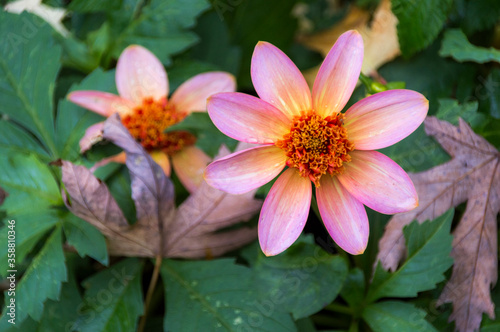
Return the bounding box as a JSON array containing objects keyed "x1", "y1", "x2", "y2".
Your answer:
[
  {"x1": 276, "y1": 112, "x2": 354, "y2": 186},
  {"x1": 122, "y1": 97, "x2": 196, "y2": 155}
]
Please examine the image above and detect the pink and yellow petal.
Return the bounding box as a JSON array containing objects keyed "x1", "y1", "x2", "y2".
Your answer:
[
  {"x1": 259, "y1": 169, "x2": 312, "y2": 256},
  {"x1": 79, "y1": 122, "x2": 104, "y2": 153},
  {"x1": 150, "y1": 150, "x2": 171, "y2": 176},
  {"x1": 251, "y1": 41, "x2": 312, "y2": 119},
  {"x1": 90, "y1": 152, "x2": 127, "y2": 173},
  {"x1": 170, "y1": 72, "x2": 236, "y2": 113},
  {"x1": 312, "y1": 30, "x2": 364, "y2": 117},
  {"x1": 204, "y1": 145, "x2": 286, "y2": 195},
  {"x1": 67, "y1": 91, "x2": 135, "y2": 117},
  {"x1": 338, "y1": 150, "x2": 418, "y2": 214},
  {"x1": 116, "y1": 45, "x2": 168, "y2": 104},
  {"x1": 317, "y1": 175, "x2": 368, "y2": 255},
  {"x1": 344, "y1": 89, "x2": 429, "y2": 150},
  {"x1": 171, "y1": 146, "x2": 211, "y2": 193},
  {"x1": 207, "y1": 92, "x2": 292, "y2": 144}
]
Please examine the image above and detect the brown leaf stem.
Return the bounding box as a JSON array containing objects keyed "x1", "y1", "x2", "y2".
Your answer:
[{"x1": 138, "y1": 254, "x2": 162, "y2": 332}]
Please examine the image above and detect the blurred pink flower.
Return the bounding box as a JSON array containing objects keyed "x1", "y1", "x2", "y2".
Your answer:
[
  {"x1": 204, "y1": 30, "x2": 428, "y2": 256},
  {"x1": 68, "y1": 45, "x2": 235, "y2": 193}
]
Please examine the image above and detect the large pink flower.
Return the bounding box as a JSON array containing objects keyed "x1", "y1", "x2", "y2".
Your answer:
[
  {"x1": 68, "y1": 45, "x2": 235, "y2": 193},
  {"x1": 204, "y1": 30, "x2": 428, "y2": 256}
]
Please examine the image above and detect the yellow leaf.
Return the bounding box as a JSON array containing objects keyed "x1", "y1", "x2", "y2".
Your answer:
[{"x1": 300, "y1": 0, "x2": 400, "y2": 87}]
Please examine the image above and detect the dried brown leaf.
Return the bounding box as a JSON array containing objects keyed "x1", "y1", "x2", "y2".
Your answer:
[
  {"x1": 165, "y1": 146, "x2": 261, "y2": 259},
  {"x1": 61, "y1": 161, "x2": 156, "y2": 257},
  {"x1": 62, "y1": 115, "x2": 261, "y2": 259},
  {"x1": 300, "y1": 0, "x2": 400, "y2": 86},
  {"x1": 376, "y1": 116, "x2": 499, "y2": 332},
  {"x1": 102, "y1": 114, "x2": 175, "y2": 256}
]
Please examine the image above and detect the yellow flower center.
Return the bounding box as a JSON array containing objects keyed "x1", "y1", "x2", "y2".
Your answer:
[
  {"x1": 122, "y1": 97, "x2": 196, "y2": 155},
  {"x1": 276, "y1": 112, "x2": 354, "y2": 186}
]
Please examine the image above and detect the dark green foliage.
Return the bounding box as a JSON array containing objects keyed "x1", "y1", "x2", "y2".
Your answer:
[{"x1": 392, "y1": 0, "x2": 453, "y2": 57}]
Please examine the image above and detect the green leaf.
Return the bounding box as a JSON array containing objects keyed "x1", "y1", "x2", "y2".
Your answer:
[
  {"x1": 55, "y1": 34, "x2": 101, "y2": 73},
  {"x1": 440, "y1": 29, "x2": 500, "y2": 63},
  {"x1": 224, "y1": 0, "x2": 299, "y2": 89},
  {"x1": 167, "y1": 58, "x2": 221, "y2": 91},
  {"x1": 378, "y1": 41, "x2": 476, "y2": 114},
  {"x1": 248, "y1": 236, "x2": 348, "y2": 319},
  {"x1": 481, "y1": 278, "x2": 500, "y2": 331},
  {"x1": 86, "y1": 22, "x2": 112, "y2": 64},
  {"x1": 110, "y1": 0, "x2": 210, "y2": 66},
  {"x1": 69, "y1": 0, "x2": 123, "y2": 13},
  {"x1": 295, "y1": 317, "x2": 318, "y2": 332},
  {"x1": 459, "y1": 0, "x2": 500, "y2": 34},
  {"x1": 481, "y1": 118, "x2": 500, "y2": 150},
  {"x1": 55, "y1": 68, "x2": 115, "y2": 160},
  {"x1": 106, "y1": 166, "x2": 137, "y2": 224},
  {"x1": 0, "y1": 227, "x2": 67, "y2": 327},
  {"x1": 436, "y1": 98, "x2": 487, "y2": 128},
  {"x1": 0, "y1": 120, "x2": 51, "y2": 162},
  {"x1": 366, "y1": 210, "x2": 454, "y2": 303},
  {"x1": 340, "y1": 268, "x2": 365, "y2": 309},
  {"x1": 380, "y1": 125, "x2": 450, "y2": 173},
  {"x1": 0, "y1": 153, "x2": 61, "y2": 214},
  {"x1": 75, "y1": 258, "x2": 143, "y2": 332},
  {"x1": 0, "y1": 11, "x2": 60, "y2": 156},
  {"x1": 190, "y1": 11, "x2": 242, "y2": 75},
  {"x1": 391, "y1": 0, "x2": 453, "y2": 56},
  {"x1": 162, "y1": 258, "x2": 296, "y2": 332},
  {"x1": 166, "y1": 112, "x2": 238, "y2": 157},
  {"x1": 362, "y1": 301, "x2": 437, "y2": 332},
  {"x1": 0, "y1": 212, "x2": 59, "y2": 278},
  {"x1": 14, "y1": 271, "x2": 83, "y2": 332},
  {"x1": 482, "y1": 320, "x2": 500, "y2": 332},
  {"x1": 479, "y1": 68, "x2": 500, "y2": 119},
  {"x1": 63, "y1": 213, "x2": 108, "y2": 265}
]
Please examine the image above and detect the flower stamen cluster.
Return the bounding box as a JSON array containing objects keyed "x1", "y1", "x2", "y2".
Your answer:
[
  {"x1": 276, "y1": 112, "x2": 354, "y2": 186},
  {"x1": 122, "y1": 97, "x2": 195, "y2": 154}
]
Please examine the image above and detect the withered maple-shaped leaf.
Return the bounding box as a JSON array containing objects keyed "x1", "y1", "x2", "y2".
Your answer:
[
  {"x1": 376, "y1": 116, "x2": 499, "y2": 332},
  {"x1": 164, "y1": 145, "x2": 262, "y2": 258},
  {"x1": 62, "y1": 114, "x2": 260, "y2": 259}
]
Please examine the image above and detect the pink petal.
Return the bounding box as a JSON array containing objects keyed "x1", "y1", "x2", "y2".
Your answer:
[
  {"x1": 150, "y1": 150, "x2": 171, "y2": 176},
  {"x1": 317, "y1": 175, "x2": 368, "y2": 255},
  {"x1": 90, "y1": 152, "x2": 127, "y2": 173},
  {"x1": 338, "y1": 150, "x2": 418, "y2": 214},
  {"x1": 312, "y1": 30, "x2": 363, "y2": 117},
  {"x1": 170, "y1": 72, "x2": 236, "y2": 114},
  {"x1": 344, "y1": 90, "x2": 429, "y2": 150},
  {"x1": 67, "y1": 91, "x2": 135, "y2": 117},
  {"x1": 116, "y1": 45, "x2": 168, "y2": 104},
  {"x1": 207, "y1": 92, "x2": 292, "y2": 144},
  {"x1": 204, "y1": 145, "x2": 286, "y2": 194},
  {"x1": 259, "y1": 168, "x2": 311, "y2": 256},
  {"x1": 79, "y1": 122, "x2": 104, "y2": 153},
  {"x1": 251, "y1": 42, "x2": 311, "y2": 119},
  {"x1": 172, "y1": 146, "x2": 211, "y2": 193}
]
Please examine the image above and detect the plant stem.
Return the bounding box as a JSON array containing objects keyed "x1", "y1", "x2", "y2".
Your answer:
[
  {"x1": 358, "y1": 72, "x2": 372, "y2": 89},
  {"x1": 138, "y1": 255, "x2": 162, "y2": 332},
  {"x1": 325, "y1": 302, "x2": 353, "y2": 315},
  {"x1": 348, "y1": 318, "x2": 359, "y2": 332}
]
